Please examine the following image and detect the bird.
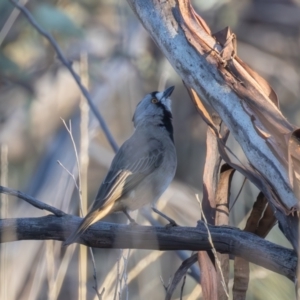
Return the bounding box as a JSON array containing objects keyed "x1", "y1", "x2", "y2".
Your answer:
[{"x1": 64, "y1": 86, "x2": 177, "y2": 245}]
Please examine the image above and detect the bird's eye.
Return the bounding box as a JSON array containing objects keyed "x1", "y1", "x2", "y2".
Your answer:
[{"x1": 151, "y1": 98, "x2": 158, "y2": 104}]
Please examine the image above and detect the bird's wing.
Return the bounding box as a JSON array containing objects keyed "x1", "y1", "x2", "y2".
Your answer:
[
  {"x1": 63, "y1": 136, "x2": 164, "y2": 246},
  {"x1": 92, "y1": 136, "x2": 164, "y2": 210}
]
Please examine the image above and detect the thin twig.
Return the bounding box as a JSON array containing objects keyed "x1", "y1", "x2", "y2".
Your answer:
[
  {"x1": 180, "y1": 274, "x2": 187, "y2": 300},
  {"x1": 0, "y1": 185, "x2": 65, "y2": 216},
  {"x1": 114, "y1": 249, "x2": 123, "y2": 300},
  {"x1": 89, "y1": 247, "x2": 104, "y2": 299},
  {"x1": 229, "y1": 176, "x2": 247, "y2": 211},
  {"x1": 7, "y1": 1, "x2": 118, "y2": 295},
  {"x1": 57, "y1": 160, "x2": 79, "y2": 190},
  {"x1": 0, "y1": 0, "x2": 27, "y2": 46},
  {"x1": 60, "y1": 118, "x2": 102, "y2": 300},
  {"x1": 165, "y1": 254, "x2": 198, "y2": 300},
  {"x1": 60, "y1": 118, "x2": 86, "y2": 300},
  {"x1": 99, "y1": 288, "x2": 105, "y2": 300},
  {"x1": 9, "y1": 0, "x2": 119, "y2": 153},
  {"x1": 196, "y1": 194, "x2": 229, "y2": 298},
  {"x1": 61, "y1": 119, "x2": 83, "y2": 210},
  {"x1": 121, "y1": 249, "x2": 130, "y2": 300},
  {"x1": 160, "y1": 276, "x2": 172, "y2": 293}
]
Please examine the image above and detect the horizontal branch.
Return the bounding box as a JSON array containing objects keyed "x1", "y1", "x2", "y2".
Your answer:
[{"x1": 0, "y1": 215, "x2": 296, "y2": 281}]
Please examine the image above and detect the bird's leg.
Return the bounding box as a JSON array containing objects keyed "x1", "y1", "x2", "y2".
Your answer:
[
  {"x1": 123, "y1": 209, "x2": 137, "y2": 225},
  {"x1": 151, "y1": 205, "x2": 177, "y2": 227}
]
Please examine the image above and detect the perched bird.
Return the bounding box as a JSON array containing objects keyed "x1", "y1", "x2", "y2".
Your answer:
[{"x1": 64, "y1": 86, "x2": 177, "y2": 245}]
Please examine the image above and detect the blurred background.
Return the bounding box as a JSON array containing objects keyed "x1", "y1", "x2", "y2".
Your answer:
[{"x1": 0, "y1": 0, "x2": 298, "y2": 299}]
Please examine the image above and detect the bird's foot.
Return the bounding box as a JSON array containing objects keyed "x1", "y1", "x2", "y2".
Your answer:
[
  {"x1": 123, "y1": 209, "x2": 138, "y2": 225},
  {"x1": 129, "y1": 219, "x2": 138, "y2": 226},
  {"x1": 151, "y1": 206, "x2": 178, "y2": 227},
  {"x1": 165, "y1": 219, "x2": 178, "y2": 229}
]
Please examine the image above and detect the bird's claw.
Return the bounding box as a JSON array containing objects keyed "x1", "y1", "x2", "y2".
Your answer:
[
  {"x1": 165, "y1": 220, "x2": 178, "y2": 228},
  {"x1": 129, "y1": 220, "x2": 138, "y2": 226}
]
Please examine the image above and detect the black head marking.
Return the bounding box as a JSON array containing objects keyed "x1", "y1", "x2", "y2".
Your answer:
[
  {"x1": 150, "y1": 91, "x2": 159, "y2": 98},
  {"x1": 156, "y1": 102, "x2": 174, "y2": 142}
]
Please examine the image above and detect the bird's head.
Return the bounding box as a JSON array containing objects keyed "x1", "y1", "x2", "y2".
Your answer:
[{"x1": 132, "y1": 86, "x2": 175, "y2": 128}]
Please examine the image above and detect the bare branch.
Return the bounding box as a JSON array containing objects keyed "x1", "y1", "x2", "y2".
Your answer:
[
  {"x1": 57, "y1": 160, "x2": 79, "y2": 190},
  {"x1": 0, "y1": 215, "x2": 295, "y2": 281},
  {"x1": 180, "y1": 273, "x2": 186, "y2": 300},
  {"x1": 59, "y1": 118, "x2": 102, "y2": 299},
  {"x1": 229, "y1": 176, "x2": 247, "y2": 211},
  {"x1": 9, "y1": 0, "x2": 118, "y2": 153},
  {"x1": 0, "y1": 185, "x2": 65, "y2": 217}
]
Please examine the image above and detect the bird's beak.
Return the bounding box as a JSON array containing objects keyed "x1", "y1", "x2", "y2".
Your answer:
[{"x1": 163, "y1": 86, "x2": 175, "y2": 98}]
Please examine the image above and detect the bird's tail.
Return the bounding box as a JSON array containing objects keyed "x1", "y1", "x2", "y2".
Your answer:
[{"x1": 63, "y1": 202, "x2": 114, "y2": 246}]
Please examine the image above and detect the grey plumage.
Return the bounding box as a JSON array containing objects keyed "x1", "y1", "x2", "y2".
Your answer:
[{"x1": 64, "y1": 86, "x2": 177, "y2": 245}]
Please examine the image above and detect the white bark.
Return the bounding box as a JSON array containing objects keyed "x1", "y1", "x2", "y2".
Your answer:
[{"x1": 126, "y1": 0, "x2": 298, "y2": 213}]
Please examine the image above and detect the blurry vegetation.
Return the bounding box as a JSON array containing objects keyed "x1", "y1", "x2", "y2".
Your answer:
[{"x1": 0, "y1": 0, "x2": 298, "y2": 299}]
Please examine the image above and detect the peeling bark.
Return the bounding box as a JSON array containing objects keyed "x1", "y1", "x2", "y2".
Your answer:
[{"x1": 126, "y1": 0, "x2": 299, "y2": 249}]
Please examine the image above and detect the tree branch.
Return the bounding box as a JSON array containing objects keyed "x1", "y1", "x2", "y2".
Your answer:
[
  {"x1": 9, "y1": 0, "x2": 119, "y2": 153},
  {"x1": 165, "y1": 254, "x2": 198, "y2": 300},
  {"x1": 126, "y1": 0, "x2": 299, "y2": 250},
  {"x1": 0, "y1": 185, "x2": 65, "y2": 217},
  {"x1": 0, "y1": 215, "x2": 296, "y2": 281}
]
